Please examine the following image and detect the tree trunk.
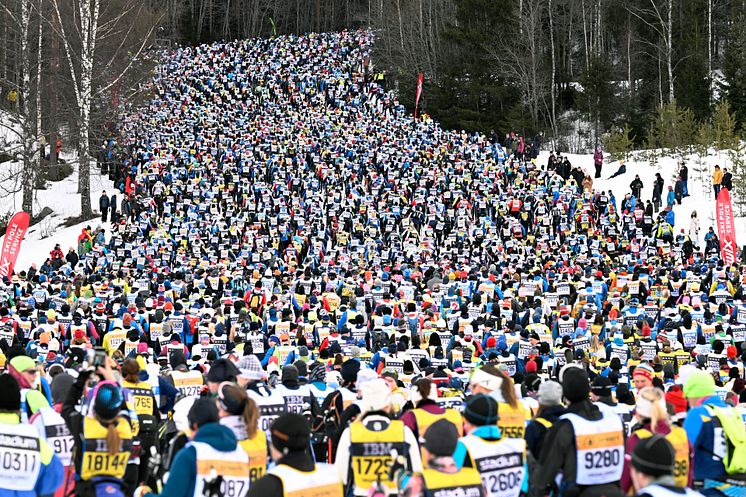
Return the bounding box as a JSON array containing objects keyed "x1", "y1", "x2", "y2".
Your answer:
[
  {"x1": 667, "y1": 0, "x2": 674, "y2": 103},
  {"x1": 20, "y1": 0, "x2": 34, "y2": 215},
  {"x1": 708, "y1": 0, "x2": 712, "y2": 106},
  {"x1": 549, "y1": 0, "x2": 557, "y2": 139}
]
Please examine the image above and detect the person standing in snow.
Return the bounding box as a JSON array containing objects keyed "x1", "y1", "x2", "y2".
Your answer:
[
  {"x1": 99, "y1": 191, "x2": 110, "y2": 222},
  {"x1": 652, "y1": 173, "x2": 664, "y2": 213},
  {"x1": 630, "y1": 175, "x2": 643, "y2": 200},
  {"x1": 712, "y1": 165, "x2": 723, "y2": 196},
  {"x1": 674, "y1": 176, "x2": 684, "y2": 205},
  {"x1": 721, "y1": 167, "x2": 733, "y2": 191},
  {"x1": 594, "y1": 146, "x2": 604, "y2": 178},
  {"x1": 689, "y1": 211, "x2": 700, "y2": 249},
  {"x1": 679, "y1": 163, "x2": 689, "y2": 196}
]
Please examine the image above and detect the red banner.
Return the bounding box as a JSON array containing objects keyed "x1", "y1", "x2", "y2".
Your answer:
[
  {"x1": 414, "y1": 72, "x2": 424, "y2": 118},
  {"x1": 0, "y1": 212, "x2": 30, "y2": 279},
  {"x1": 716, "y1": 188, "x2": 738, "y2": 265}
]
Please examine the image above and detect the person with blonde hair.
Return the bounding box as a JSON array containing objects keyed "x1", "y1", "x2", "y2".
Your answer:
[{"x1": 621, "y1": 387, "x2": 691, "y2": 493}]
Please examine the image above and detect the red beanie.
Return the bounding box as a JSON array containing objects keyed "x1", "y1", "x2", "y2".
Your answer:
[
  {"x1": 525, "y1": 360, "x2": 538, "y2": 373},
  {"x1": 665, "y1": 386, "x2": 687, "y2": 414},
  {"x1": 727, "y1": 346, "x2": 738, "y2": 359},
  {"x1": 486, "y1": 337, "x2": 497, "y2": 348}
]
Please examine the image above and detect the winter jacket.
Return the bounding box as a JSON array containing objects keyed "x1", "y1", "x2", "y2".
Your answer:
[
  {"x1": 144, "y1": 422, "x2": 239, "y2": 497},
  {"x1": 99, "y1": 195, "x2": 110, "y2": 210},
  {"x1": 529, "y1": 400, "x2": 624, "y2": 497},
  {"x1": 620, "y1": 420, "x2": 692, "y2": 493},
  {"x1": 683, "y1": 395, "x2": 731, "y2": 482},
  {"x1": 713, "y1": 169, "x2": 723, "y2": 185},
  {"x1": 0, "y1": 412, "x2": 64, "y2": 497}
]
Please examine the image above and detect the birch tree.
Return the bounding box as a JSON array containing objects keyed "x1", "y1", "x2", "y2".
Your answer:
[
  {"x1": 50, "y1": 0, "x2": 157, "y2": 218},
  {"x1": 0, "y1": 0, "x2": 41, "y2": 215}
]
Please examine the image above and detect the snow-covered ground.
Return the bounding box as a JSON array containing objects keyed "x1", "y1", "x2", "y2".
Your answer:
[
  {"x1": 538, "y1": 148, "x2": 746, "y2": 249},
  {"x1": 0, "y1": 152, "x2": 115, "y2": 271}
]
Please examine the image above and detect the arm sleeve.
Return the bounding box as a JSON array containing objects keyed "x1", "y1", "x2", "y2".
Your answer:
[
  {"x1": 335, "y1": 428, "x2": 351, "y2": 485},
  {"x1": 404, "y1": 426, "x2": 423, "y2": 473},
  {"x1": 35, "y1": 446, "x2": 64, "y2": 496}
]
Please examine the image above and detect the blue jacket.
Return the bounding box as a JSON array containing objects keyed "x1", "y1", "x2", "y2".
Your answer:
[
  {"x1": 145, "y1": 422, "x2": 238, "y2": 497},
  {"x1": 0, "y1": 413, "x2": 64, "y2": 497},
  {"x1": 683, "y1": 395, "x2": 729, "y2": 481},
  {"x1": 453, "y1": 425, "x2": 529, "y2": 493}
]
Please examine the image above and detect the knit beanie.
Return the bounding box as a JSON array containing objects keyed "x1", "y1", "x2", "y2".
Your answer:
[
  {"x1": 0, "y1": 374, "x2": 21, "y2": 411},
  {"x1": 631, "y1": 435, "x2": 675, "y2": 477},
  {"x1": 270, "y1": 413, "x2": 311, "y2": 452},
  {"x1": 633, "y1": 363, "x2": 654, "y2": 382},
  {"x1": 463, "y1": 394, "x2": 499, "y2": 426},
  {"x1": 683, "y1": 370, "x2": 715, "y2": 398},
  {"x1": 664, "y1": 386, "x2": 687, "y2": 414},
  {"x1": 422, "y1": 418, "x2": 459, "y2": 457},
  {"x1": 187, "y1": 397, "x2": 219, "y2": 428},
  {"x1": 94, "y1": 382, "x2": 124, "y2": 421},
  {"x1": 562, "y1": 367, "x2": 591, "y2": 403},
  {"x1": 538, "y1": 380, "x2": 563, "y2": 406},
  {"x1": 591, "y1": 376, "x2": 612, "y2": 397}
]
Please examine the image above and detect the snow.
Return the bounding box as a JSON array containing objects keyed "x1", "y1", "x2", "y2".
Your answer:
[
  {"x1": 0, "y1": 115, "x2": 115, "y2": 271},
  {"x1": 538, "y1": 148, "x2": 746, "y2": 250}
]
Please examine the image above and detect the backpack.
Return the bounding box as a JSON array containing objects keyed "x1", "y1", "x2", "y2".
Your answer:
[{"x1": 708, "y1": 405, "x2": 746, "y2": 475}]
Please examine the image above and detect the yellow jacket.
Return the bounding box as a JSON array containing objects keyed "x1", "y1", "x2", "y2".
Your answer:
[{"x1": 713, "y1": 168, "x2": 723, "y2": 185}]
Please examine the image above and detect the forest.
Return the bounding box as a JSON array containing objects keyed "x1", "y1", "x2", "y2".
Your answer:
[{"x1": 2, "y1": 0, "x2": 746, "y2": 216}]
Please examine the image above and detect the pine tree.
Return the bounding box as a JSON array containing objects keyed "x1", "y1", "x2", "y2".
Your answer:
[{"x1": 722, "y1": 15, "x2": 746, "y2": 129}]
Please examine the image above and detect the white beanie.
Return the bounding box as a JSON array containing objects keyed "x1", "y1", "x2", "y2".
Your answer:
[{"x1": 360, "y1": 379, "x2": 391, "y2": 413}]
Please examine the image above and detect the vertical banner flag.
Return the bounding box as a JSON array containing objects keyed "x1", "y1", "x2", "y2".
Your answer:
[
  {"x1": 716, "y1": 188, "x2": 737, "y2": 265},
  {"x1": 0, "y1": 212, "x2": 30, "y2": 278},
  {"x1": 414, "y1": 72, "x2": 424, "y2": 118}
]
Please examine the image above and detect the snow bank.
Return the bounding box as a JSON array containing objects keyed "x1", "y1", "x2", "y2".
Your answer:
[{"x1": 538, "y1": 149, "x2": 746, "y2": 250}]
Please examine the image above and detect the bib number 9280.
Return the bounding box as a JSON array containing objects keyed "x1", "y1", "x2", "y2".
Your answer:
[{"x1": 584, "y1": 449, "x2": 620, "y2": 469}]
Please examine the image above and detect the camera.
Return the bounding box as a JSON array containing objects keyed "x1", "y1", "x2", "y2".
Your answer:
[{"x1": 84, "y1": 347, "x2": 108, "y2": 371}]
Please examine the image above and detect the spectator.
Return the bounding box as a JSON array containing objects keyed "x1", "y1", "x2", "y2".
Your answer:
[
  {"x1": 65, "y1": 247, "x2": 79, "y2": 266},
  {"x1": 713, "y1": 165, "x2": 723, "y2": 196},
  {"x1": 666, "y1": 185, "x2": 675, "y2": 208},
  {"x1": 630, "y1": 174, "x2": 643, "y2": 199},
  {"x1": 674, "y1": 176, "x2": 683, "y2": 205},
  {"x1": 679, "y1": 163, "x2": 689, "y2": 197},
  {"x1": 99, "y1": 191, "x2": 110, "y2": 222},
  {"x1": 593, "y1": 146, "x2": 604, "y2": 178},
  {"x1": 721, "y1": 167, "x2": 733, "y2": 191},
  {"x1": 652, "y1": 173, "x2": 664, "y2": 212}
]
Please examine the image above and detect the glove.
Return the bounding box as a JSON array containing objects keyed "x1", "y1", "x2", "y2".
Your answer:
[{"x1": 133, "y1": 485, "x2": 152, "y2": 497}]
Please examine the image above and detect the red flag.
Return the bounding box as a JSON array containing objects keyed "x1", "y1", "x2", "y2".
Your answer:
[
  {"x1": 0, "y1": 212, "x2": 30, "y2": 278},
  {"x1": 414, "y1": 72, "x2": 424, "y2": 118},
  {"x1": 716, "y1": 188, "x2": 738, "y2": 265}
]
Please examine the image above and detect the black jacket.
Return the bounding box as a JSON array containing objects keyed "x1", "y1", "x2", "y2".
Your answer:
[
  {"x1": 246, "y1": 450, "x2": 316, "y2": 497},
  {"x1": 722, "y1": 172, "x2": 733, "y2": 190},
  {"x1": 529, "y1": 400, "x2": 625, "y2": 497}
]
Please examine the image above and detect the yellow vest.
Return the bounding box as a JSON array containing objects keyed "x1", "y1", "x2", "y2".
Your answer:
[
  {"x1": 412, "y1": 408, "x2": 464, "y2": 440},
  {"x1": 237, "y1": 430, "x2": 268, "y2": 483},
  {"x1": 497, "y1": 403, "x2": 530, "y2": 439},
  {"x1": 349, "y1": 419, "x2": 406, "y2": 489},
  {"x1": 80, "y1": 416, "x2": 132, "y2": 480},
  {"x1": 634, "y1": 427, "x2": 689, "y2": 488},
  {"x1": 413, "y1": 408, "x2": 463, "y2": 460},
  {"x1": 421, "y1": 467, "x2": 485, "y2": 496}
]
